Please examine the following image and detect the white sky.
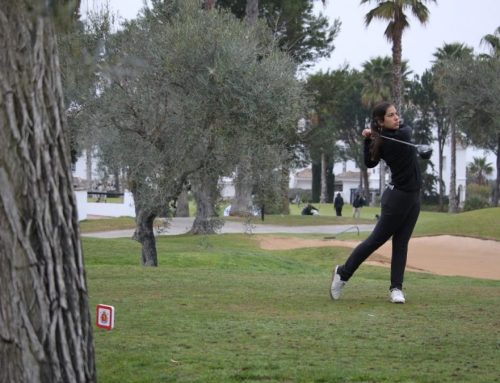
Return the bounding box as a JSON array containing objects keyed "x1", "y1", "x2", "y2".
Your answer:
[{"x1": 82, "y1": 0, "x2": 500, "y2": 77}]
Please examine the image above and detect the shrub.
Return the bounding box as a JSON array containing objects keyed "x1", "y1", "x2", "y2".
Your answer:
[{"x1": 463, "y1": 183, "x2": 491, "y2": 211}]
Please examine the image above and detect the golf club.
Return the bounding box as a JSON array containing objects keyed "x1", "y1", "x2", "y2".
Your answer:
[{"x1": 380, "y1": 135, "x2": 433, "y2": 160}]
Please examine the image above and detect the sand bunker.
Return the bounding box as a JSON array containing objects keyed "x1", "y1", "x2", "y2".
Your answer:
[{"x1": 256, "y1": 235, "x2": 500, "y2": 280}]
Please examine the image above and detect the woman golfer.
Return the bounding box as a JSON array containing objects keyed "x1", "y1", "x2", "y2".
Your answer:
[{"x1": 330, "y1": 101, "x2": 422, "y2": 303}]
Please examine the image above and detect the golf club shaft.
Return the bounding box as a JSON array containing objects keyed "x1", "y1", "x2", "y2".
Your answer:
[{"x1": 380, "y1": 135, "x2": 417, "y2": 148}]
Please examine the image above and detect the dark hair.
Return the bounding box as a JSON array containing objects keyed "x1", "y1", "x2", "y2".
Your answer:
[{"x1": 369, "y1": 101, "x2": 393, "y2": 162}]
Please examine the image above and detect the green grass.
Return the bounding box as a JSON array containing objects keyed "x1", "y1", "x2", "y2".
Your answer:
[
  {"x1": 80, "y1": 206, "x2": 500, "y2": 241},
  {"x1": 84, "y1": 223, "x2": 500, "y2": 382},
  {"x1": 80, "y1": 216, "x2": 136, "y2": 233},
  {"x1": 88, "y1": 197, "x2": 124, "y2": 203}
]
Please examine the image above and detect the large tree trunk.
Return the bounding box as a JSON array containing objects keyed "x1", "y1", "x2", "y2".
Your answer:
[
  {"x1": 130, "y1": 181, "x2": 158, "y2": 266},
  {"x1": 0, "y1": 2, "x2": 96, "y2": 382},
  {"x1": 174, "y1": 187, "x2": 190, "y2": 217},
  {"x1": 191, "y1": 173, "x2": 221, "y2": 234},
  {"x1": 231, "y1": 162, "x2": 253, "y2": 216},
  {"x1": 448, "y1": 122, "x2": 458, "y2": 213},
  {"x1": 133, "y1": 207, "x2": 158, "y2": 266}
]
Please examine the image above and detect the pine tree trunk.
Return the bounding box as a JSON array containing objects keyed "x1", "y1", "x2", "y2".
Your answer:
[{"x1": 0, "y1": 3, "x2": 96, "y2": 381}]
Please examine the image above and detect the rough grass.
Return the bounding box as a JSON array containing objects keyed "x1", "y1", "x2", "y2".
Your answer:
[{"x1": 84, "y1": 231, "x2": 500, "y2": 382}]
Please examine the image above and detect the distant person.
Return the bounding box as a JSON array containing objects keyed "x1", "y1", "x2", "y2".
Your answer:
[
  {"x1": 293, "y1": 194, "x2": 301, "y2": 207},
  {"x1": 352, "y1": 193, "x2": 364, "y2": 219},
  {"x1": 331, "y1": 101, "x2": 422, "y2": 304},
  {"x1": 301, "y1": 203, "x2": 319, "y2": 216},
  {"x1": 333, "y1": 193, "x2": 344, "y2": 216}
]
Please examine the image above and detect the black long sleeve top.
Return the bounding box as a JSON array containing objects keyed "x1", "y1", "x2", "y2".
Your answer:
[{"x1": 364, "y1": 124, "x2": 422, "y2": 192}]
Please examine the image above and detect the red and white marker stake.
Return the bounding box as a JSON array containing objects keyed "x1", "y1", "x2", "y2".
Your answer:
[{"x1": 96, "y1": 304, "x2": 115, "y2": 330}]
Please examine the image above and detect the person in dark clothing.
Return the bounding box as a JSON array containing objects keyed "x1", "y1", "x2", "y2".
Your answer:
[
  {"x1": 301, "y1": 203, "x2": 319, "y2": 216},
  {"x1": 330, "y1": 102, "x2": 423, "y2": 304},
  {"x1": 352, "y1": 193, "x2": 365, "y2": 218},
  {"x1": 334, "y1": 193, "x2": 344, "y2": 216}
]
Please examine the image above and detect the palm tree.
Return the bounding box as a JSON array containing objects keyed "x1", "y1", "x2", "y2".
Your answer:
[
  {"x1": 432, "y1": 42, "x2": 474, "y2": 213},
  {"x1": 468, "y1": 157, "x2": 493, "y2": 185},
  {"x1": 361, "y1": 56, "x2": 392, "y2": 107},
  {"x1": 361, "y1": 0, "x2": 435, "y2": 111},
  {"x1": 360, "y1": 56, "x2": 411, "y2": 194},
  {"x1": 480, "y1": 26, "x2": 500, "y2": 59}
]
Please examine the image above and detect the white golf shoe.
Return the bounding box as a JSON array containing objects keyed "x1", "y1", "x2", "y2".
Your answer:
[
  {"x1": 330, "y1": 265, "x2": 346, "y2": 300},
  {"x1": 389, "y1": 288, "x2": 406, "y2": 304}
]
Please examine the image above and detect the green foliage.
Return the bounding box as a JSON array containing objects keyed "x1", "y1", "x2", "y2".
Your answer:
[
  {"x1": 467, "y1": 157, "x2": 494, "y2": 185},
  {"x1": 463, "y1": 183, "x2": 491, "y2": 212},
  {"x1": 216, "y1": 0, "x2": 340, "y2": 67},
  {"x1": 91, "y1": 0, "x2": 305, "y2": 213}
]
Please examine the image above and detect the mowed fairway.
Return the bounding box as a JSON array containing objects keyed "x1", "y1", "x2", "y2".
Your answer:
[{"x1": 84, "y1": 225, "x2": 500, "y2": 382}]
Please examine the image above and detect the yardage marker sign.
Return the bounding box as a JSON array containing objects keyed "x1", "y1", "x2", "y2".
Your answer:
[{"x1": 96, "y1": 304, "x2": 115, "y2": 330}]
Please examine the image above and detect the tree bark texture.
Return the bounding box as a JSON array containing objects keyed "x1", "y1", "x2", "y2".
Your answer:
[
  {"x1": 320, "y1": 153, "x2": 327, "y2": 203},
  {"x1": 448, "y1": 122, "x2": 458, "y2": 213},
  {"x1": 191, "y1": 173, "x2": 221, "y2": 235},
  {"x1": 174, "y1": 187, "x2": 190, "y2": 217},
  {"x1": 231, "y1": 162, "x2": 253, "y2": 217},
  {"x1": 494, "y1": 133, "x2": 500, "y2": 207},
  {"x1": 311, "y1": 161, "x2": 321, "y2": 203},
  {"x1": 133, "y1": 207, "x2": 158, "y2": 266},
  {"x1": 245, "y1": 0, "x2": 259, "y2": 24},
  {"x1": 0, "y1": 2, "x2": 96, "y2": 382},
  {"x1": 391, "y1": 32, "x2": 403, "y2": 112},
  {"x1": 279, "y1": 162, "x2": 290, "y2": 214}
]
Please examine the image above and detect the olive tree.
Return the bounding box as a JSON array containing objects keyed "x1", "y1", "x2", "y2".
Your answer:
[
  {"x1": 93, "y1": 0, "x2": 305, "y2": 264},
  {"x1": 0, "y1": 1, "x2": 96, "y2": 381},
  {"x1": 438, "y1": 57, "x2": 500, "y2": 206}
]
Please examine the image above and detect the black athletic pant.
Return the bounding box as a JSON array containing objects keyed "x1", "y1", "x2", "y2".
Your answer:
[{"x1": 338, "y1": 187, "x2": 420, "y2": 290}]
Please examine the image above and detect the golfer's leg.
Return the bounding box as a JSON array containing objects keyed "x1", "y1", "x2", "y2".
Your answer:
[
  {"x1": 390, "y1": 199, "x2": 420, "y2": 289},
  {"x1": 340, "y1": 188, "x2": 405, "y2": 281}
]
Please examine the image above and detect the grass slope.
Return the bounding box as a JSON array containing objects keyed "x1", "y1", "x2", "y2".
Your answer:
[{"x1": 85, "y1": 232, "x2": 500, "y2": 382}]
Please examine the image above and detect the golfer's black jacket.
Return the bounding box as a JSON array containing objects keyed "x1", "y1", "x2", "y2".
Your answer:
[{"x1": 364, "y1": 124, "x2": 422, "y2": 192}]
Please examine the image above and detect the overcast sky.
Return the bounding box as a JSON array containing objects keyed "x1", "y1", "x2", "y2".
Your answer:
[{"x1": 82, "y1": 0, "x2": 499, "y2": 76}]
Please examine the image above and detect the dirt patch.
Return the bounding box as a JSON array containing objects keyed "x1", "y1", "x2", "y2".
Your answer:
[{"x1": 256, "y1": 235, "x2": 500, "y2": 280}]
